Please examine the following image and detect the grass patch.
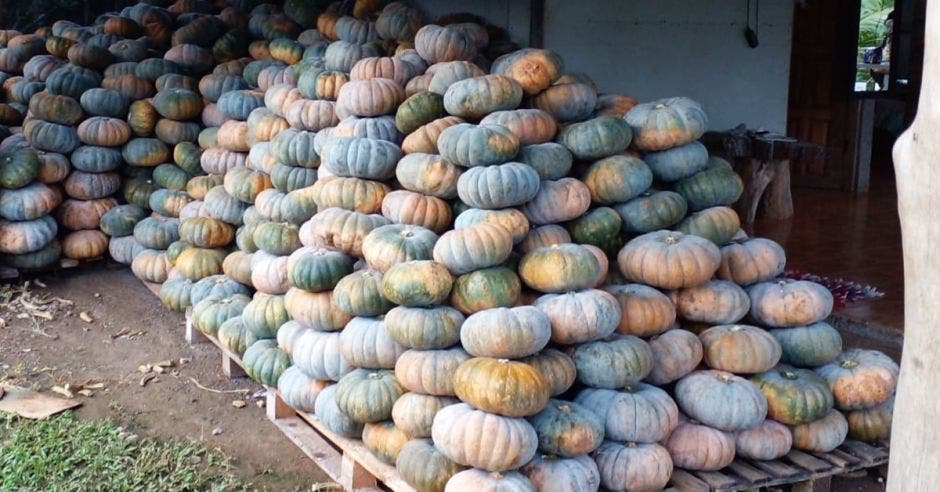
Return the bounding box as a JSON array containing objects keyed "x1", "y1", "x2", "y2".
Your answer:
[{"x1": 0, "y1": 411, "x2": 244, "y2": 492}]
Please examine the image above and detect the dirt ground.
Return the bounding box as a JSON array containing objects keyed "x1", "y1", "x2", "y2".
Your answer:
[
  {"x1": 0, "y1": 263, "x2": 894, "y2": 491},
  {"x1": 0, "y1": 263, "x2": 330, "y2": 491}
]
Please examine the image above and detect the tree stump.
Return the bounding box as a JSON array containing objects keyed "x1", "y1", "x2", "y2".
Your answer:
[{"x1": 736, "y1": 158, "x2": 795, "y2": 223}]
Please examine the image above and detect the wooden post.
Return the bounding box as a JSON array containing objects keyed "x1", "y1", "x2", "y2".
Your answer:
[{"x1": 887, "y1": 0, "x2": 940, "y2": 489}]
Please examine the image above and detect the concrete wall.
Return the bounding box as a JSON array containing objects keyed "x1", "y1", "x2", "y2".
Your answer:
[
  {"x1": 416, "y1": 0, "x2": 531, "y2": 47},
  {"x1": 542, "y1": 0, "x2": 795, "y2": 133}
]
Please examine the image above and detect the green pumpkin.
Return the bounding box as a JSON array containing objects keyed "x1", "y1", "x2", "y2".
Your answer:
[
  {"x1": 456, "y1": 162, "x2": 541, "y2": 209},
  {"x1": 253, "y1": 221, "x2": 301, "y2": 256},
  {"x1": 149, "y1": 189, "x2": 191, "y2": 217},
  {"x1": 528, "y1": 399, "x2": 605, "y2": 457},
  {"x1": 361, "y1": 224, "x2": 439, "y2": 273},
  {"x1": 437, "y1": 123, "x2": 520, "y2": 167},
  {"x1": 0, "y1": 147, "x2": 40, "y2": 189},
  {"x1": 769, "y1": 322, "x2": 843, "y2": 368},
  {"x1": 450, "y1": 266, "x2": 521, "y2": 315},
  {"x1": 517, "y1": 142, "x2": 573, "y2": 180},
  {"x1": 335, "y1": 368, "x2": 404, "y2": 423},
  {"x1": 28, "y1": 91, "x2": 84, "y2": 125},
  {"x1": 159, "y1": 276, "x2": 194, "y2": 312},
  {"x1": 333, "y1": 269, "x2": 394, "y2": 317},
  {"x1": 99, "y1": 204, "x2": 147, "y2": 237},
  {"x1": 556, "y1": 115, "x2": 632, "y2": 160},
  {"x1": 396, "y1": 91, "x2": 445, "y2": 134},
  {"x1": 152, "y1": 163, "x2": 192, "y2": 191},
  {"x1": 614, "y1": 190, "x2": 688, "y2": 233},
  {"x1": 644, "y1": 141, "x2": 710, "y2": 182},
  {"x1": 567, "y1": 207, "x2": 623, "y2": 256},
  {"x1": 166, "y1": 240, "x2": 188, "y2": 265},
  {"x1": 0, "y1": 238, "x2": 61, "y2": 269},
  {"x1": 321, "y1": 136, "x2": 402, "y2": 180},
  {"x1": 396, "y1": 439, "x2": 465, "y2": 492},
  {"x1": 673, "y1": 159, "x2": 744, "y2": 212},
  {"x1": 217, "y1": 316, "x2": 251, "y2": 357},
  {"x1": 190, "y1": 274, "x2": 251, "y2": 306},
  {"x1": 677, "y1": 206, "x2": 741, "y2": 246},
  {"x1": 217, "y1": 89, "x2": 265, "y2": 120},
  {"x1": 286, "y1": 246, "x2": 354, "y2": 292},
  {"x1": 243, "y1": 339, "x2": 291, "y2": 387},
  {"x1": 442, "y1": 74, "x2": 523, "y2": 120},
  {"x1": 71, "y1": 146, "x2": 124, "y2": 173},
  {"x1": 123, "y1": 138, "x2": 170, "y2": 167},
  {"x1": 174, "y1": 246, "x2": 227, "y2": 280},
  {"x1": 271, "y1": 163, "x2": 318, "y2": 193},
  {"x1": 151, "y1": 88, "x2": 204, "y2": 121},
  {"x1": 519, "y1": 243, "x2": 601, "y2": 294},
  {"x1": 133, "y1": 216, "x2": 180, "y2": 249},
  {"x1": 123, "y1": 178, "x2": 157, "y2": 209},
  {"x1": 752, "y1": 365, "x2": 834, "y2": 425},
  {"x1": 582, "y1": 154, "x2": 653, "y2": 204},
  {"x1": 173, "y1": 141, "x2": 204, "y2": 174},
  {"x1": 381, "y1": 260, "x2": 454, "y2": 307},
  {"x1": 241, "y1": 293, "x2": 289, "y2": 340},
  {"x1": 80, "y1": 88, "x2": 130, "y2": 118},
  {"x1": 191, "y1": 294, "x2": 251, "y2": 336}
]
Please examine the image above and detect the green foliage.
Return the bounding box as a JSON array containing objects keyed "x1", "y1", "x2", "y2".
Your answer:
[
  {"x1": 859, "y1": 0, "x2": 894, "y2": 47},
  {"x1": 0, "y1": 412, "x2": 243, "y2": 492}
]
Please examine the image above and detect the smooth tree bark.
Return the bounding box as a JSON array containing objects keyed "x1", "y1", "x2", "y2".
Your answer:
[{"x1": 888, "y1": 1, "x2": 940, "y2": 489}]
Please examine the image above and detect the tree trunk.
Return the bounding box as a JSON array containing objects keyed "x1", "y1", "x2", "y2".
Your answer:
[{"x1": 887, "y1": 1, "x2": 940, "y2": 489}]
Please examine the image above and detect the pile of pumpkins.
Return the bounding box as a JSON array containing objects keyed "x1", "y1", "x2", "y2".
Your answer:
[{"x1": 0, "y1": 1, "x2": 900, "y2": 491}]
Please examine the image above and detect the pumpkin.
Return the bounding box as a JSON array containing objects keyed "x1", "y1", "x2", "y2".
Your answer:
[
  {"x1": 718, "y1": 237, "x2": 787, "y2": 286},
  {"x1": 395, "y1": 347, "x2": 469, "y2": 396},
  {"x1": 402, "y1": 115, "x2": 464, "y2": 154},
  {"x1": 534, "y1": 290, "x2": 619, "y2": 344},
  {"x1": 593, "y1": 441, "x2": 673, "y2": 492},
  {"x1": 301, "y1": 207, "x2": 391, "y2": 257},
  {"x1": 149, "y1": 189, "x2": 192, "y2": 217},
  {"x1": 528, "y1": 399, "x2": 604, "y2": 457},
  {"x1": 127, "y1": 100, "x2": 159, "y2": 137},
  {"x1": 191, "y1": 294, "x2": 251, "y2": 336},
  {"x1": 362, "y1": 223, "x2": 438, "y2": 272},
  {"x1": 523, "y1": 349, "x2": 577, "y2": 397},
  {"x1": 735, "y1": 419, "x2": 793, "y2": 460},
  {"x1": 63, "y1": 171, "x2": 121, "y2": 200},
  {"x1": 331, "y1": 268, "x2": 392, "y2": 317},
  {"x1": 204, "y1": 186, "x2": 247, "y2": 226},
  {"x1": 152, "y1": 164, "x2": 191, "y2": 191},
  {"x1": 71, "y1": 146, "x2": 123, "y2": 174},
  {"x1": 454, "y1": 208, "x2": 528, "y2": 245},
  {"x1": 46, "y1": 65, "x2": 102, "y2": 99},
  {"x1": 62, "y1": 230, "x2": 108, "y2": 260},
  {"x1": 335, "y1": 368, "x2": 403, "y2": 423},
  {"x1": 442, "y1": 75, "x2": 523, "y2": 120},
  {"x1": 23, "y1": 119, "x2": 80, "y2": 154},
  {"x1": 396, "y1": 91, "x2": 445, "y2": 134},
  {"x1": 595, "y1": 93, "x2": 639, "y2": 117},
  {"x1": 277, "y1": 366, "x2": 328, "y2": 413},
  {"x1": 748, "y1": 279, "x2": 834, "y2": 328},
  {"x1": 518, "y1": 243, "x2": 600, "y2": 293},
  {"x1": 284, "y1": 99, "x2": 338, "y2": 132},
  {"x1": 134, "y1": 216, "x2": 180, "y2": 250},
  {"x1": 362, "y1": 421, "x2": 409, "y2": 464},
  {"x1": 625, "y1": 97, "x2": 708, "y2": 151},
  {"x1": 286, "y1": 246, "x2": 353, "y2": 292},
  {"x1": 292, "y1": 330, "x2": 352, "y2": 381},
  {"x1": 460, "y1": 306, "x2": 551, "y2": 359},
  {"x1": 752, "y1": 365, "x2": 834, "y2": 425},
  {"x1": 492, "y1": 48, "x2": 564, "y2": 95},
  {"x1": 99, "y1": 204, "x2": 147, "y2": 237},
  {"x1": 107, "y1": 236, "x2": 142, "y2": 265},
  {"x1": 790, "y1": 409, "x2": 848, "y2": 452},
  {"x1": 174, "y1": 247, "x2": 226, "y2": 280},
  {"x1": 556, "y1": 116, "x2": 631, "y2": 160},
  {"x1": 0, "y1": 183, "x2": 62, "y2": 221},
  {"x1": 576, "y1": 383, "x2": 678, "y2": 443},
  {"x1": 438, "y1": 123, "x2": 520, "y2": 167},
  {"x1": 448, "y1": 266, "x2": 521, "y2": 315},
  {"x1": 646, "y1": 329, "x2": 704, "y2": 385},
  {"x1": 243, "y1": 339, "x2": 290, "y2": 387},
  {"x1": 271, "y1": 163, "x2": 318, "y2": 193},
  {"x1": 385, "y1": 305, "x2": 464, "y2": 350},
  {"x1": 674, "y1": 280, "x2": 750, "y2": 325},
  {"x1": 815, "y1": 349, "x2": 899, "y2": 410},
  {"x1": 0, "y1": 147, "x2": 40, "y2": 189},
  {"x1": 445, "y1": 470, "x2": 534, "y2": 492},
  {"x1": 381, "y1": 260, "x2": 454, "y2": 307},
  {"x1": 223, "y1": 251, "x2": 254, "y2": 286},
  {"x1": 339, "y1": 316, "x2": 405, "y2": 369},
  {"x1": 351, "y1": 56, "x2": 415, "y2": 87},
  {"x1": 676, "y1": 370, "x2": 768, "y2": 431},
  {"x1": 392, "y1": 393, "x2": 459, "y2": 439},
  {"x1": 846, "y1": 396, "x2": 893, "y2": 442},
  {"x1": 520, "y1": 178, "x2": 591, "y2": 225},
  {"x1": 582, "y1": 155, "x2": 652, "y2": 204},
  {"x1": 35, "y1": 151, "x2": 71, "y2": 184},
  {"x1": 645, "y1": 141, "x2": 709, "y2": 182},
  {"x1": 531, "y1": 82, "x2": 597, "y2": 122},
  {"x1": 315, "y1": 384, "x2": 364, "y2": 438},
  {"x1": 56, "y1": 198, "x2": 115, "y2": 230},
  {"x1": 190, "y1": 274, "x2": 249, "y2": 305},
  {"x1": 381, "y1": 190, "x2": 452, "y2": 233},
  {"x1": 674, "y1": 158, "x2": 745, "y2": 211},
  {"x1": 521, "y1": 455, "x2": 599, "y2": 492},
  {"x1": 699, "y1": 324, "x2": 782, "y2": 374},
  {"x1": 432, "y1": 222, "x2": 512, "y2": 275},
  {"x1": 432, "y1": 402, "x2": 537, "y2": 472},
  {"x1": 614, "y1": 190, "x2": 688, "y2": 233},
  {"x1": 28, "y1": 91, "x2": 83, "y2": 125},
  {"x1": 130, "y1": 249, "x2": 172, "y2": 283},
  {"x1": 456, "y1": 162, "x2": 540, "y2": 210},
  {"x1": 617, "y1": 230, "x2": 720, "y2": 289},
  {"x1": 453, "y1": 357, "x2": 550, "y2": 417},
  {"x1": 677, "y1": 206, "x2": 741, "y2": 246},
  {"x1": 479, "y1": 109, "x2": 557, "y2": 145},
  {"x1": 391, "y1": 154, "x2": 458, "y2": 200},
  {"x1": 414, "y1": 25, "x2": 475, "y2": 64},
  {"x1": 665, "y1": 420, "x2": 736, "y2": 471},
  {"x1": 336, "y1": 78, "x2": 405, "y2": 117},
  {"x1": 572, "y1": 335, "x2": 653, "y2": 389},
  {"x1": 241, "y1": 292, "x2": 289, "y2": 340},
  {"x1": 123, "y1": 138, "x2": 169, "y2": 167},
  {"x1": 397, "y1": 439, "x2": 465, "y2": 492},
  {"x1": 333, "y1": 115, "x2": 402, "y2": 143},
  {"x1": 1, "y1": 239, "x2": 61, "y2": 270},
  {"x1": 770, "y1": 322, "x2": 843, "y2": 368}
]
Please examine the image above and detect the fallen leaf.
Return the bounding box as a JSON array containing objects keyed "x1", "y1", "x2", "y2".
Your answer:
[
  {"x1": 232, "y1": 400, "x2": 246, "y2": 408},
  {"x1": 79, "y1": 312, "x2": 94, "y2": 323},
  {"x1": 51, "y1": 385, "x2": 73, "y2": 398},
  {"x1": 139, "y1": 373, "x2": 156, "y2": 387}
]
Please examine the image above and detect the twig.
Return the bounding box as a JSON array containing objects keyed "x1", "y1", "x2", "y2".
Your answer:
[{"x1": 188, "y1": 377, "x2": 249, "y2": 394}]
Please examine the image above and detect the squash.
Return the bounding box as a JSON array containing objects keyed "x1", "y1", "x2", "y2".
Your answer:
[
  {"x1": 528, "y1": 399, "x2": 604, "y2": 457},
  {"x1": 395, "y1": 347, "x2": 470, "y2": 396},
  {"x1": 56, "y1": 198, "x2": 115, "y2": 231},
  {"x1": 594, "y1": 93, "x2": 638, "y2": 117},
  {"x1": 191, "y1": 294, "x2": 250, "y2": 336},
  {"x1": 593, "y1": 441, "x2": 672, "y2": 492},
  {"x1": 676, "y1": 370, "x2": 768, "y2": 431},
  {"x1": 752, "y1": 365, "x2": 834, "y2": 425},
  {"x1": 614, "y1": 190, "x2": 688, "y2": 233},
  {"x1": 601, "y1": 284, "x2": 676, "y2": 338},
  {"x1": 617, "y1": 230, "x2": 720, "y2": 289},
  {"x1": 748, "y1": 279, "x2": 834, "y2": 328},
  {"x1": 286, "y1": 246, "x2": 353, "y2": 293},
  {"x1": 491, "y1": 48, "x2": 564, "y2": 95},
  {"x1": 790, "y1": 409, "x2": 848, "y2": 452},
  {"x1": 673, "y1": 279, "x2": 750, "y2": 325},
  {"x1": 700, "y1": 324, "x2": 782, "y2": 374},
  {"x1": 23, "y1": 119, "x2": 80, "y2": 154},
  {"x1": 397, "y1": 439, "x2": 466, "y2": 492},
  {"x1": 277, "y1": 365, "x2": 329, "y2": 413},
  {"x1": 718, "y1": 237, "x2": 787, "y2": 286},
  {"x1": 534, "y1": 290, "x2": 619, "y2": 344},
  {"x1": 531, "y1": 82, "x2": 597, "y2": 123},
  {"x1": 301, "y1": 208, "x2": 391, "y2": 257},
  {"x1": 362, "y1": 421, "x2": 409, "y2": 464},
  {"x1": 460, "y1": 306, "x2": 551, "y2": 359},
  {"x1": 846, "y1": 396, "x2": 893, "y2": 442},
  {"x1": 385, "y1": 305, "x2": 464, "y2": 350},
  {"x1": 339, "y1": 316, "x2": 405, "y2": 369},
  {"x1": 815, "y1": 349, "x2": 899, "y2": 410},
  {"x1": 665, "y1": 420, "x2": 735, "y2": 471},
  {"x1": 322, "y1": 135, "x2": 402, "y2": 180},
  {"x1": 522, "y1": 349, "x2": 577, "y2": 397},
  {"x1": 518, "y1": 225, "x2": 571, "y2": 254},
  {"x1": 381, "y1": 260, "x2": 454, "y2": 307},
  {"x1": 293, "y1": 330, "x2": 352, "y2": 381},
  {"x1": 443, "y1": 75, "x2": 523, "y2": 120},
  {"x1": 35, "y1": 151, "x2": 71, "y2": 185},
  {"x1": 27, "y1": 91, "x2": 84, "y2": 125},
  {"x1": 445, "y1": 470, "x2": 534, "y2": 492},
  {"x1": 576, "y1": 383, "x2": 678, "y2": 443},
  {"x1": 62, "y1": 230, "x2": 108, "y2": 260},
  {"x1": 123, "y1": 138, "x2": 169, "y2": 167},
  {"x1": 395, "y1": 153, "x2": 462, "y2": 199},
  {"x1": 134, "y1": 216, "x2": 180, "y2": 250},
  {"x1": 108, "y1": 236, "x2": 142, "y2": 266},
  {"x1": 242, "y1": 339, "x2": 290, "y2": 387},
  {"x1": 332, "y1": 269, "x2": 394, "y2": 317},
  {"x1": 674, "y1": 158, "x2": 745, "y2": 211},
  {"x1": 454, "y1": 357, "x2": 550, "y2": 417},
  {"x1": 190, "y1": 274, "x2": 249, "y2": 306},
  {"x1": 735, "y1": 419, "x2": 793, "y2": 460},
  {"x1": 99, "y1": 204, "x2": 147, "y2": 237},
  {"x1": 455, "y1": 208, "x2": 528, "y2": 245},
  {"x1": 178, "y1": 217, "x2": 233, "y2": 248},
  {"x1": 625, "y1": 97, "x2": 707, "y2": 151},
  {"x1": 572, "y1": 335, "x2": 653, "y2": 389},
  {"x1": 520, "y1": 178, "x2": 591, "y2": 225},
  {"x1": 456, "y1": 162, "x2": 540, "y2": 209},
  {"x1": 438, "y1": 123, "x2": 520, "y2": 168},
  {"x1": 381, "y1": 190, "x2": 452, "y2": 233},
  {"x1": 335, "y1": 368, "x2": 403, "y2": 423},
  {"x1": 450, "y1": 266, "x2": 521, "y2": 315},
  {"x1": 677, "y1": 206, "x2": 741, "y2": 246},
  {"x1": 582, "y1": 155, "x2": 653, "y2": 204},
  {"x1": 0, "y1": 147, "x2": 39, "y2": 190},
  {"x1": 519, "y1": 243, "x2": 601, "y2": 294},
  {"x1": 646, "y1": 329, "x2": 704, "y2": 385},
  {"x1": 392, "y1": 393, "x2": 460, "y2": 439},
  {"x1": 336, "y1": 78, "x2": 405, "y2": 117},
  {"x1": 402, "y1": 115, "x2": 464, "y2": 154},
  {"x1": 432, "y1": 402, "x2": 538, "y2": 472},
  {"x1": 0, "y1": 183, "x2": 62, "y2": 221},
  {"x1": 644, "y1": 140, "x2": 709, "y2": 182},
  {"x1": 315, "y1": 384, "x2": 364, "y2": 438},
  {"x1": 240, "y1": 292, "x2": 289, "y2": 340},
  {"x1": 479, "y1": 109, "x2": 557, "y2": 145},
  {"x1": 770, "y1": 322, "x2": 843, "y2": 368},
  {"x1": 414, "y1": 25, "x2": 476, "y2": 64},
  {"x1": 521, "y1": 455, "x2": 599, "y2": 492},
  {"x1": 432, "y1": 222, "x2": 513, "y2": 275},
  {"x1": 556, "y1": 116, "x2": 631, "y2": 160},
  {"x1": 361, "y1": 224, "x2": 438, "y2": 273}
]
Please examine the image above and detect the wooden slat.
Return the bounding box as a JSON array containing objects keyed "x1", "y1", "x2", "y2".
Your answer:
[
  {"x1": 814, "y1": 448, "x2": 860, "y2": 469},
  {"x1": 668, "y1": 470, "x2": 710, "y2": 492},
  {"x1": 694, "y1": 470, "x2": 739, "y2": 491},
  {"x1": 785, "y1": 450, "x2": 836, "y2": 474},
  {"x1": 726, "y1": 460, "x2": 773, "y2": 485},
  {"x1": 840, "y1": 440, "x2": 890, "y2": 464},
  {"x1": 750, "y1": 459, "x2": 803, "y2": 479}
]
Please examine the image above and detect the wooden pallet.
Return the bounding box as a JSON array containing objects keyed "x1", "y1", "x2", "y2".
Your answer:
[
  {"x1": 668, "y1": 440, "x2": 889, "y2": 491},
  {"x1": 266, "y1": 390, "x2": 416, "y2": 492},
  {"x1": 184, "y1": 306, "x2": 247, "y2": 378}
]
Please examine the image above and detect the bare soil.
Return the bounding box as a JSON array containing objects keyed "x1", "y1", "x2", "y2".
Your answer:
[{"x1": 0, "y1": 263, "x2": 330, "y2": 491}]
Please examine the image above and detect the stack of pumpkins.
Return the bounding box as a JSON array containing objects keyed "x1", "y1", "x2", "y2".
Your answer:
[{"x1": 0, "y1": 145, "x2": 63, "y2": 269}]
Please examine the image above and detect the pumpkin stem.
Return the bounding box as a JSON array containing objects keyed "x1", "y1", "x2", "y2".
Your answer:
[
  {"x1": 557, "y1": 404, "x2": 571, "y2": 413},
  {"x1": 490, "y1": 472, "x2": 503, "y2": 479},
  {"x1": 782, "y1": 370, "x2": 797, "y2": 380},
  {"x1": 627, "y1": 442, "x2": 638, "y2": 448},
  {"x1": 717, "y1": 372, "x2": 733, "y2": 383},
  {"x1": 729, "y1": 325, "x2": 744, "y2": 332},
  {"x1": 663, "y1": 235, "x2": 680, "y2": 245},
  {"x1": 841, "y1": 359, "x2": 859, "y2": 369},
  {"x1": 654, "y1": 103, "x2": 666, "y2": 109},
  {"x1": 367, "y1": 372, "x2": 382, "y2": 380},
  {"x1": 497, "y1": 358, "x2": 509, "y2": 364}
]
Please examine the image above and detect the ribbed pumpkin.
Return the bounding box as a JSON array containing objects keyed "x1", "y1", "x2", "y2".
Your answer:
[
  {"x1": 576, "y1": 383, "x2": 678, "y2": 444},
  {"x1": 456, "y1": 162, "x2": 540, "y2": 210},
  {"x1": 335, "y1": 368, "x2": 403, "y2": 423},
  {"x1": 385, "y1": 305, "x2": 464, "y2": 350},
  {"x1": 520, "y1": 178, "x2": 591, "y2": 225},
  {"x1": 492, "y1": 48, "x2": 564, "y2": 95},
  {"x1": 177, "y1": 217, "x2": 233, "y2": 248},
  {"x1": 528, "y1": 399, "x2": 604, "y2": 457},
  {"x1": 174, "y1": 247, "x2": 226, "y2": 280},
  {"x1": 593, "y1": 441, "x2": 673, "y2": 492},
  {"x1": 133, "y1": 216, "x2": 180, "y2": 250},
  {"x1": 243, "y1": 339, "x2": 290, "y2": 387},
  {"x1": 582, "y1": 155, "x2": 652, "y2": 204},
  {"x1": 339, "y1": 316, "x2": 405, "y2": 369},
  {"x1": 414, "y1": 25, "x2": 476, "y2": 64},
  {"x1": 448, "y1": 266, "x2": 520, "y2": 315},
  {"x1": 28, "y1": 91, "x2": 83, "y2": 125},
  {"x1": 380, "y1": 260, "x2": 453, "y2": 307},
  {"x1": 432, "y1": 403, "x2": 537, "y2": 472},
  {"x1": 190, "y1": 275, "x2": 250, "y2": 306},
  {"x1": 598, "y1": 284, "x2": 673, "y2": 337},
  {"x1": 645, "y1": 140, "x2": 709, "y2": 182},
  {"x1": 292, "y1": 330, "x2": 351, "y2": 381},
  {"x1": 331, "y1": 268, "x2": 393, "y2": 317},
  {"x1": 286, "y1": 246, "x2": 353, "y2": 292},
  {"x1": 748, "y1": 279, "x2": 834, "y2": 328},
  {"x1": 300, "y1": 207, "x2": 391, "y2": 257},
  {"x1": 321, "y1": 135, "x2": 401, "y2": 180},
  {"x1": 790, "y1": 409, "x2": 848, "y2": 453},
  {"x1": 718, "y1": 237, "x2": 787, "y2": 286},
  {"x1": 572, "y1": 335, "x2": 653, "y2": 389},
  {"x1": 395, "y1": 347, "x2": 469, "y2": 397},
  {"x1": 521, "y1": 454, "x2": 599, "y2": 492},
  {"x1": 445, "y1": 469, "x2": 534, "y2": 491},
  {"x1": 519, "y1": 243, "x2": 601, "y2": 294},
  {"x1": 617, "y1": 230, "x2": 720, "y2": 289},
  {"x1": 479, "y1": 109, "x2": 557, "y2": 146},
  {"x1": 674, "y1": 157, "x2": 745, "y2": 211},
  {"x1": 397, "y1": 439, "x2": 465, "y2": 492},
  {"x1": 614, "y1": 190, "x2": 688, "y2": 233},
  {"x1": 432, "y1": 222, "x2": 512, "y2": 275},
  {"x1": 361, "y1": 223, "x2": 438, "y2": 272},
  {"x1": 815, "y1": 349, "x2": 899, "y2": 410},
  {"x1": 752, "y1": 365, "x2": 834, "y2": 425},
  {"x1": 770, "y1": 322, "x2": 843, "y2": 368},
  {"x1": 677, "y1": 206, "x2": 741, "y2": 246},
  {"x1": 392, "y1": 392, "x2": 460, "y2": 439},
  {"x1": 676, "y1": 370, "x2": 768, "y2": 431},
  {"x1": 0, "y1": 183, "x2": 62, "y2": 221},
  {"x1": 401, "y1": 115, "x2": 464, "y2": 154},
  {"x1": 315, "y1": 384, "x2": 364, "y2": 438},
  {"x1": 665, "y1": 420, "x2": 735, "y2": 471},
  {"x1": 361, "y1": 421, "x2": 409, "y2": 464},
  {"x1": 0, "y1": 147, "x2": 40, "y2": 190},
  {"x1": 625, "y1": 97, "x2": 707, "y2": 151},
  {"x1": 62, "y1": 230, "x2": 109, "y2": 260},
  {"x1": 534, "y1": 290, "x2": 619, "y2": 345},
  {"x1": 673, "y1": 279, "x2": 750, "y2": 324},
  {"x1": 277, "y1": 366, "x2": 328, "y2": 413},
  {"x1": 396, "y1": 91, "x2": 444, "y2": 134},
  {"x1": 556, "y1": 116, "x2": 631, "y2": 160},
  {"x1": 56, "y1": 198, "x2": 115, "y2": 230},
  {"x1": 646, "y1": 329, "x2": 704, "y2": 385},
  {"x1": 846, "y1": 396, "x2": 893, "y2": 442},
  {"x1": 700, "y1": 324, "x2": 782, "y2": 374},
  {"x1": 438, "y1": 123, "x2": 520, "y2": 167},
  {"x1": 442, "y1": 75, "x2": 523, "y2": 120},
  {"x1": 735, "y1": 419, "x2": 793, "y2": 460},
  {"x1": 191, "y1": 294, "x2": 250, "y2": 336},
  {"x1": 460, "y1": 306, "x2": 551, "y2": 359},
  {"x1": 453, "y1": 357, "x2": 550, "y2": 417},
  {"x1": 99, "y1": 204, "x2": 147, "y2": 237}
]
